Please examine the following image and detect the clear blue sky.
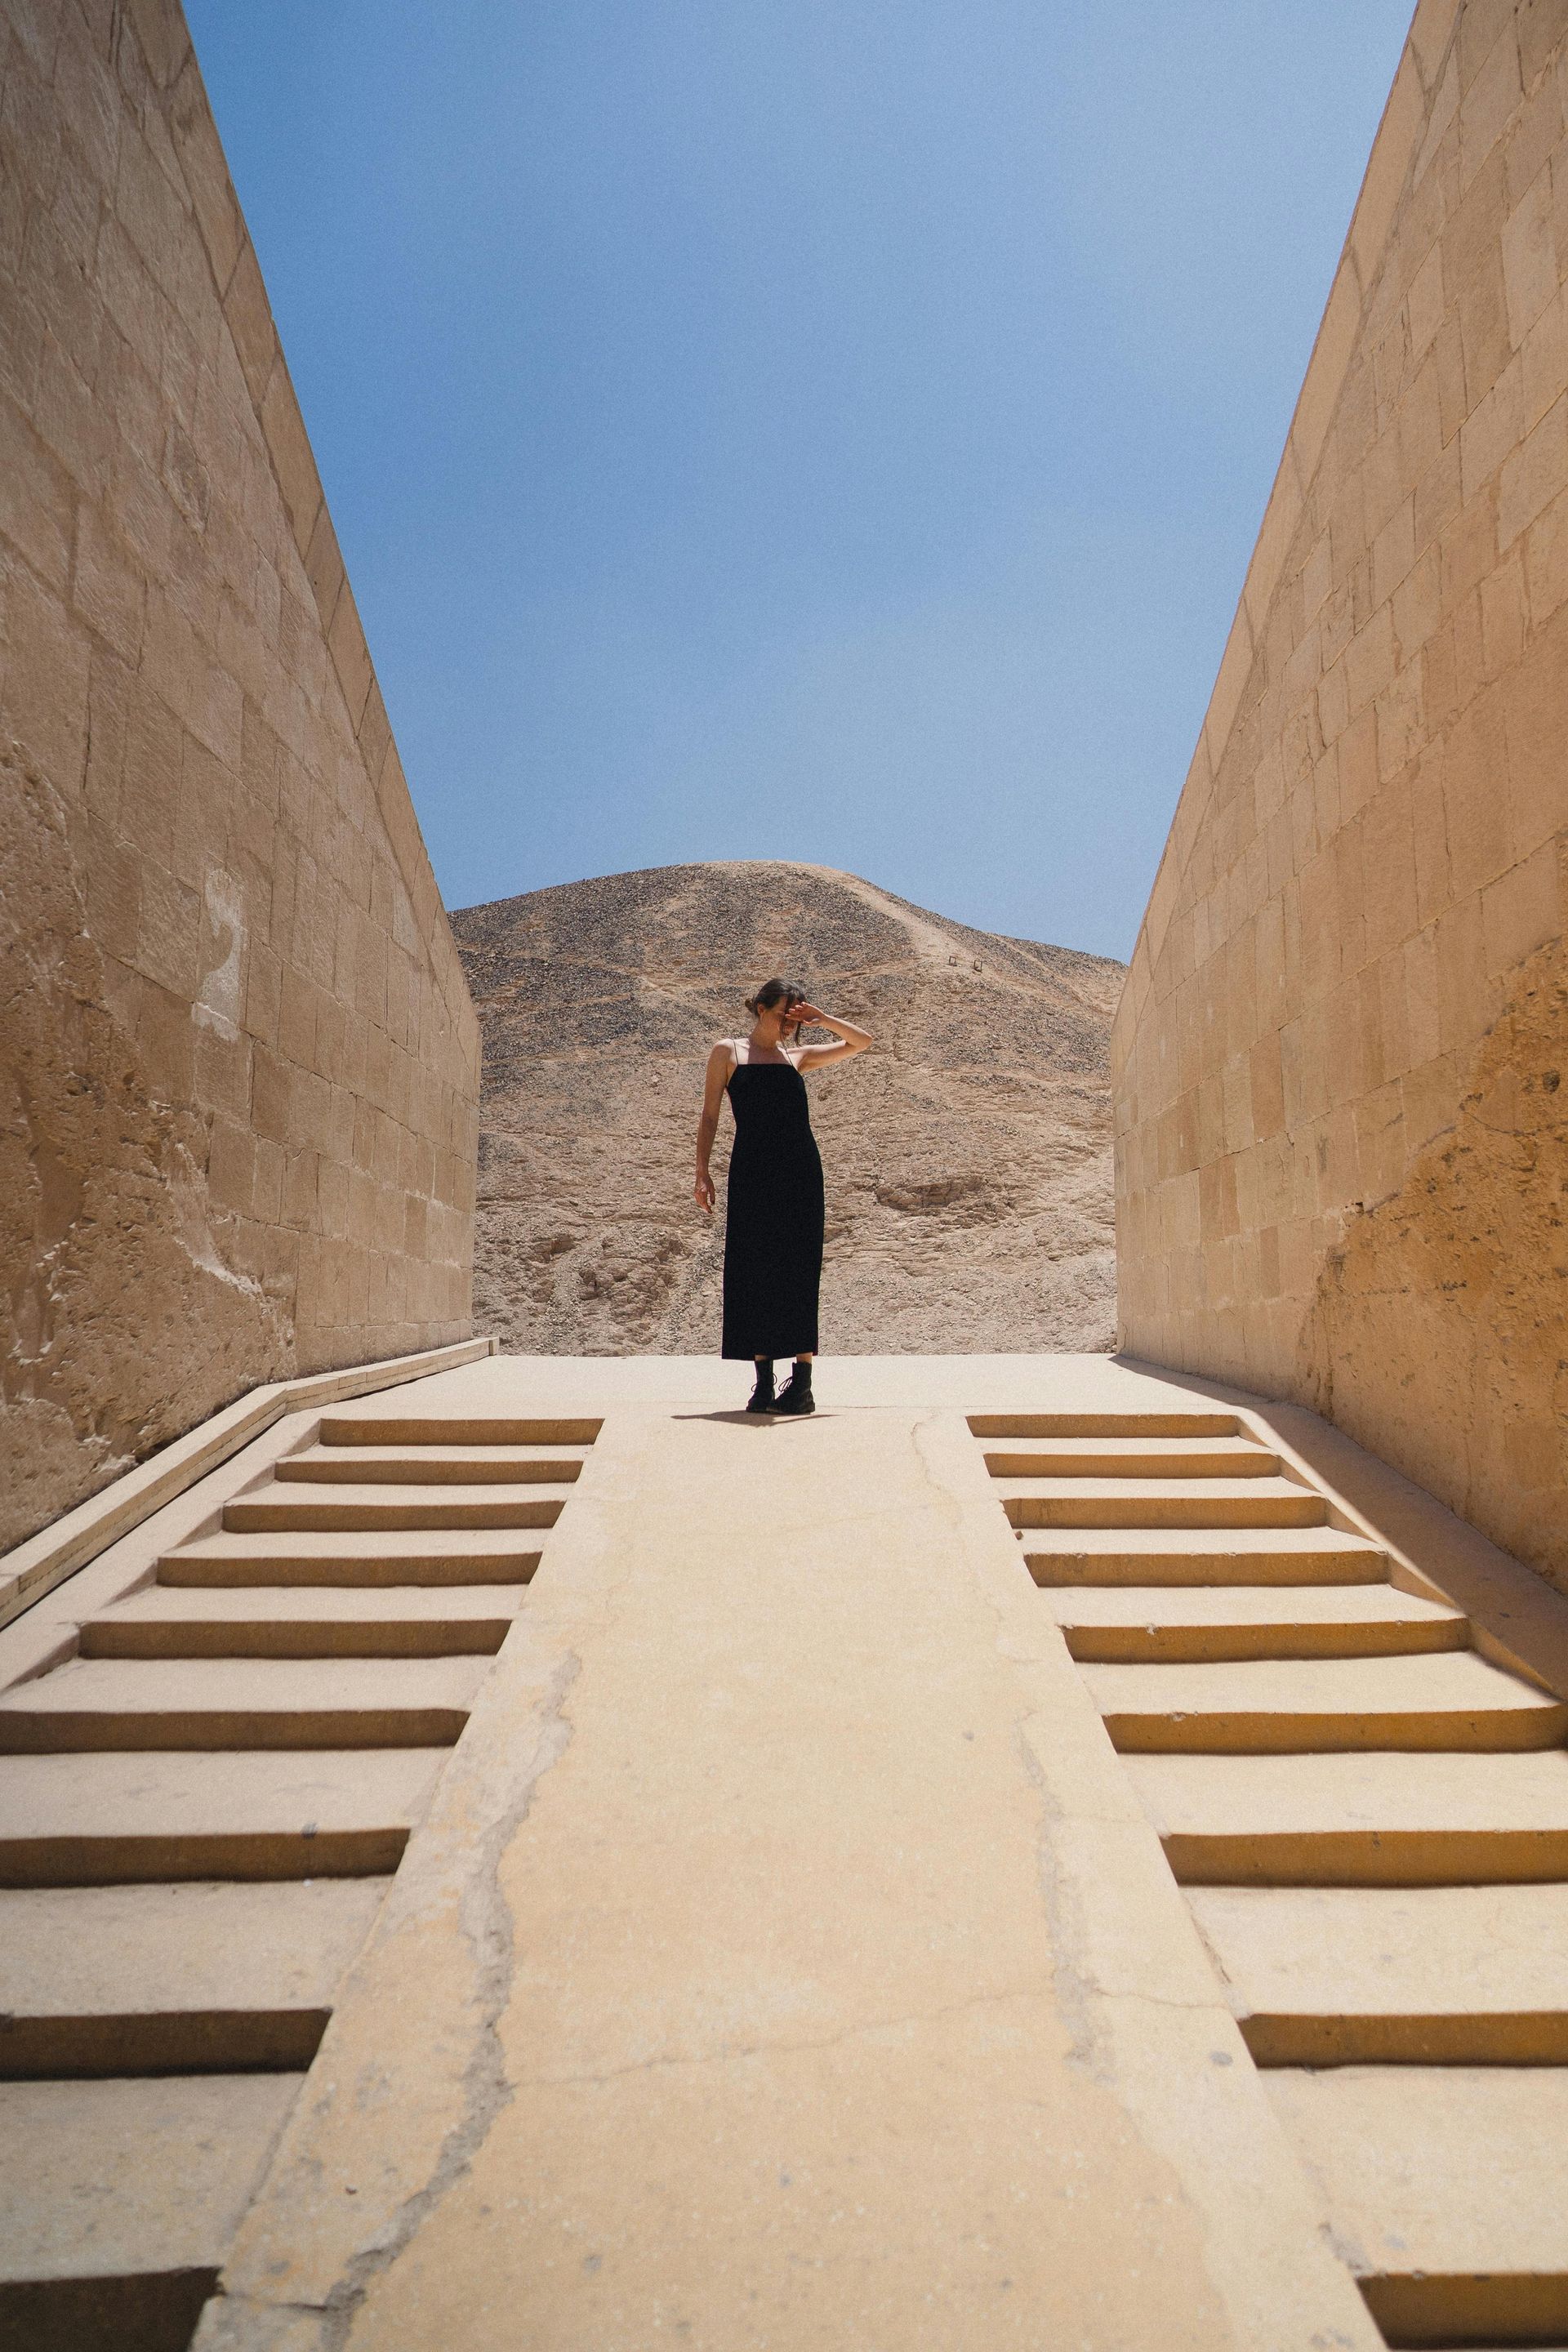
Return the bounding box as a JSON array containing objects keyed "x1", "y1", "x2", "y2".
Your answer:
[{"x1": 186, "y1": 1, "x2": 1412, "y2": 960}]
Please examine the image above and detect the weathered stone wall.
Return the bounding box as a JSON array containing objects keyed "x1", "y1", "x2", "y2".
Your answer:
[
  {"x1": 1113, "y1": 0, "x2": 1568, "y2": 1591},
  {"x1": 0, "y1": 0, "x2": 479, "y2": 1552}
]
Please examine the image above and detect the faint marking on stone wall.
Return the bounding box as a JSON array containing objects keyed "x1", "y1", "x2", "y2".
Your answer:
[
  {"x1": 0, "y1": 755, "x2": 287, "y2": 1554},
  {"x1": 1298, "y1": 943, "x2": 1567, "y2": 1592},
  {"x1": 163, "y1": 418, "x2": 211, "y2": 535},
  {"x1": 194, "y1": 870, "x2": 246, "y2": 1044}
]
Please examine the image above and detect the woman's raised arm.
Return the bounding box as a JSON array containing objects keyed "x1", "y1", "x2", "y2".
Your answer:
[{"x1": 790, "y1": 1005, "x2": 873, "y2": 1070}]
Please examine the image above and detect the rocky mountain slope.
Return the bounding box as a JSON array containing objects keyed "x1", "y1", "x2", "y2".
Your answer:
[{"x1": 452, "y1": 862, "x2": 1124, "y2": 1356}]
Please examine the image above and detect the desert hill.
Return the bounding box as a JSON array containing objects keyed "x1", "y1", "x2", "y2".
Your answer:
[{"x1": 452, "y1": 862, "x2": 1125, "y2": 1356}]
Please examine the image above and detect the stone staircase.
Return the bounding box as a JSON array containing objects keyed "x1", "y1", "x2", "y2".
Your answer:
[
  {"x1": 0, "y1": 1412, "x2": 598, "y2": 2352},
  {"x1": 976, "y1": 1405, "x2": 1568, "y2": 2351}
]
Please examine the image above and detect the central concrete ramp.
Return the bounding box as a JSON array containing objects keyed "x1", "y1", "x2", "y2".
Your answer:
[{"x1": 198, "y1": 1368, "x2": 1378, "y2": 2350}]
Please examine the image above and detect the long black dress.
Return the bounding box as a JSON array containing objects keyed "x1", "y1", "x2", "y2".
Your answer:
[{"x1": 720, "y1": 1045, "x2": 824, "y2": 1360}]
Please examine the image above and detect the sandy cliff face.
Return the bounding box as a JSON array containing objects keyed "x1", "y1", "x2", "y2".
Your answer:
[{"x1": 452, "y1": 862, "x2": 1123, "y2": 1356}]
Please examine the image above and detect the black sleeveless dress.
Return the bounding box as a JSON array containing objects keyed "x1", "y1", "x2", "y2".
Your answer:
[{"x1": 721, "y1": 1047, "x2": 824, "y2": 1360}]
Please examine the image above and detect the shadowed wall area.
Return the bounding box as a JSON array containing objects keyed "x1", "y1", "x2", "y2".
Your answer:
[
  {"x1": 0, "y1": 0, "x2": 479, "y2": 1552},
  {"x1": 1114, "y1": 0, "x2": 1568, "y2": 1590}
]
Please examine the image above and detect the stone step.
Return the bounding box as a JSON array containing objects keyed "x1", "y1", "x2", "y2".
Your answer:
[
  {"x1": 1265, "y1": 2065, "x2": 1568, "y2": 2347},
  {"x1": 969, "y1": 1411, "x2": 1240, "y2": 1438},
  {"x1": 158, "y1": 1530, "x2": 543, "y2": 1587},
  {"x1": 1125, "y1": 1750, "x2": 1568, "y2": 1886},
  {"x1": 998, "y1": 1477, "x2": 1326, "y2": 1529},
  {"x1": 0, "y1": 1657, "x2": 488, "y2": 1752},
  {"x1": 1188, "y1": 1883, "x2": 1568, "y2": 2066},
  {"x1": 0, "y1": 1748, "x2": 440, "y2": 1885},
  {"x1": 1047, "y1": 1584, "x2": 1466, "y2": 1662},
  {"x1": 1082, "y1": 1652, "x2": 1567, "y2": 1753},
  {"x1": 319, "y1": 1414, "x2": 601, "y2": 1446},
  {"x1": 83, "y1": 1585, "x2": 523, "y2": 1659},
  {"x1": 0, "y1": 1878, "x2": 389, "y2": 2076},
  {"x1": 0, "y1": 2071, "x2": 302, "y2": 2351},
  {"x1": 224, "y1": 1483, "x2": 570, "y2": 1533},
  {"x1": 276, "y1": 1444, "x2": 586, "y2": 1486},
  {"x1": 986, "y1": 1437, "x2": 1279, "y2": 1479},
  {"x1": 1024, "y1": 1527, "x2": 1388, "y2": 1587}
]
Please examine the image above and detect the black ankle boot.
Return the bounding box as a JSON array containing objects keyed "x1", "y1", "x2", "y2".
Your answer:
[
  {"x1": 773, "y1": 1361, "x2": 815, "y2": 1415},
  {"x1": 746, "y1": 1361, "x2": 776, "y2": 1414}
]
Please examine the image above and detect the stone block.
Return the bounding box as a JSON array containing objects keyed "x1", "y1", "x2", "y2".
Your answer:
[
  {"x1": 1478, "y1": 540, "x2": 1528, "y2": 675},
  {"x1": 0, "y1": 388, "x2": 74, "y2": 592},
  {"x1": 1352, "y1": 1076, "x2": 1407, "y2": 1205},
  {"x1": 1432, "y1": 889, "x2": 1497, "y2": 1055},
  {"x1": 256, "y1": 357, "x2": 320, "y2": 557},
  {"x1": 122, "y1": 0, "x2": 192, "y2": 91},
  {"x1": 1504, "y1": 604, "x2": 1568, "y2": 853},
  {"x1": 1452, "y1": 581, "x2": 1488, "y2": 707},
  {"x1": 1413, "y1": 432, "x2": 1463, "y2": 559},
  {"x1": 1444, "y1": 684, "x2": 1512, "y2": 892},
  {"x1": 1401, "y1": 1046, "x2": 1460, "y2": 1151},
  {"x1": 1402, "y1": 920, "x2": 1444, "y2": 1065},
  {"x1": 1398, "y1": 352, "x2": 1446, "y2": 496},
  {"x1": 1521, "y1": 279, "x2": 1568, "y2": 434},
  {"x1": 1498, "y1": 388, "x2": 1568, "y2": 544},
  {"x1": 82, "y1": 644, "x2": 133, "y2": 830},
  {"x1": 1248, "y1": 1033, "x2": 1285, "y2": 1143},
  {"x1": 1459, "y1": 345, "x2": 1524, "y2": 501},
  {"x1": 1517, "y1": 0, "x2": 1568, "y2": 90},
  {"x1": 22, "y1": 200, "x2": 105, "y2": 387},
  {"x1": 81, "y1": 820, "x2": 140, "y2": 966},
  {"x1": 1392, "y1": 540, "x2": 1442, "y2": 665},
  {"x1": 114, "y1": 114, "x2": 194, "y2": 313},
  {"x1": 1501, "y1": 161, "x2": 1558, "y2": 342},
  {"x1": 133, "y1": 856, "x2": 201, "y2": 999},
  {"x1": 71, "y1": 500, "x2": 145, "y2": 663},
  {"x1": 1345, "y1": 603, "x2": 1397, "y2": 716},
  {"x1": 1458, "y1": 19, "x2": 1523, "y2": 190},
  {"x1": 1481, "y1": 835, "x2": 1561, "y2": 974},
  {"x1": 281, "y1": 1147, "x2": 318, "y2": 1233},
  {"x1": 1371, "y1": 492, "x2": 1418, "y2": 608},
  {"x1": 1407, "y1": 242, "x2": 1446, "y2": 362},
  {"x1": 168, "y1": 52, "x2": 241, "y2": 292},
  {"x1": 252, "y1": 1136, "x2": 284, "y2": 1225},
  {"x1": 249, "y1": 1044, "x2": 292, "y2": 1151},
  {"x1": 192, "y1": 1018, "x2": 252, "y2": 1124},
  {"x1": 206, "y1": 1116, "x2": 256, "y2": 1219},
  {"x1": 126, "y1": 968, "x2": 196, "y2": 1100},
  {"x1": 302, "y1": 500, "x2": 344, "y2": 635},
  {"x1": 1, "y1": 558, "x2": 91, "y2": 792},
  {"x1": 276, "y1": 963, "x2": 316, "y2": 1072}
]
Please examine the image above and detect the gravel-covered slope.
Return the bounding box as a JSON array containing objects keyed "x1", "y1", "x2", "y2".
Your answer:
[{"x1": 452, "y1": 862, "x2": 1124, "y2": 1356}]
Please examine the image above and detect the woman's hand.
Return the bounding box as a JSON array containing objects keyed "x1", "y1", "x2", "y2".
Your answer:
[
  {"x1": 694, "y1": 1168, "x2": 716, "y2": 1213},
  {"x1": 789, "y1": 1005, "x2": 874, "y2": 1067}
]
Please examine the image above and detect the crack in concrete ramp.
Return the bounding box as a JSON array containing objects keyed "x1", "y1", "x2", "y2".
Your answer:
[{"x1": 199, "y1": 1379, "x2": 1379, "y2": 2351}]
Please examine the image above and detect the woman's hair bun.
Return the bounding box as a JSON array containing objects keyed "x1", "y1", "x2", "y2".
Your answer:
[{"x1": 745, "y1": 976, "x2": 804, "y2": 1018}]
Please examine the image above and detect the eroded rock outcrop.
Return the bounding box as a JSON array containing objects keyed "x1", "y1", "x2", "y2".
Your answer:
[{"x1": 453, "y1": 862, "x2": 1123, "y2": 1356}]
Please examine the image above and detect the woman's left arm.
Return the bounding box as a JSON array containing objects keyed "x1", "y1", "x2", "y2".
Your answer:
[{"x1": 791, "y1": 1004, "x2": 874, "y2": 1070}]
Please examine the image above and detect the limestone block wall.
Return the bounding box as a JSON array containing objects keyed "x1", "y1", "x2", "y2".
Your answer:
[
  {"x1": 1113, "y1": 0, "x2": 1568, "y2": 1592},
  {"x1": 0, "y1": 0, "x2": 480, "y2": 1552}
]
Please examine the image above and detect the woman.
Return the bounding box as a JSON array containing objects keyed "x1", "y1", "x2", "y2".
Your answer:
[{"x1": 694, "y1": 980, "x2": 873, "y2": 1414}]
